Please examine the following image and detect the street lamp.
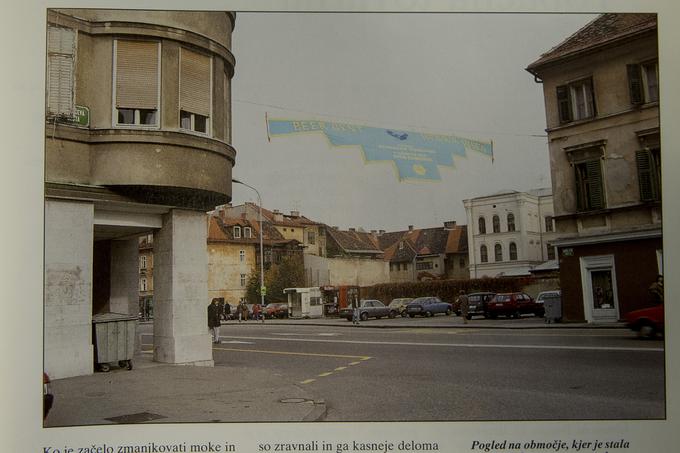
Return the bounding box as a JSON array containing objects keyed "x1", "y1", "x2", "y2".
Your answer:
[{"x1": 232, "y1": 178, "x2": 265, "y2": 322}]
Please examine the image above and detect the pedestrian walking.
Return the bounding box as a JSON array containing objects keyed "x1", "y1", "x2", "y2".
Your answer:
[
  {"x1": 253, "y1": 303, "x2": 261, "y2": 322},
  {"x1": 224, "y1": 302, "x2": 231, "y2": 320},
  {"x1": 352, "y1": 304, "x2": 360, "y2": 325},
  {"x1": 207, "y1": 298, "x2": 221, "y2": 343},
  {"x1": 457, "y1": 290, "x2": 470, "y2": 324},
  {"x1": 649, "y1": 275, "x2": 664, "y2": 305}
]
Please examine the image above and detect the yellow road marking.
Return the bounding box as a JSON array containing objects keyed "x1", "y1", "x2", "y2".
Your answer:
[
  {"x1": 318, "y1": 372, "x2": 333, "y2": 377},
  {"x1": 300, "y1": 379, "x2": 316, "y2": 384},
  {"x1": 215, "y1": 347, "x2": 370, "y2": 360},
  {"x1": 334, "y1": 366, "x2": 347, "y2": 371},
  {"x1": 349, "y1": 361, "x2": 362, "y2": 366}
]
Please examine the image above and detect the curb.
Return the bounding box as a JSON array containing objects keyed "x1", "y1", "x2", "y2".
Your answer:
[
  {"x1": 301, "y1": 399, "x2": 327, "y2": 422},
  {"x1": 215, "y1": 320, "x2": 628, "y2": 330}
]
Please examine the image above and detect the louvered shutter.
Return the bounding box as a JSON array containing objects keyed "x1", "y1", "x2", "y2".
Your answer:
[
  {"x1": 115, "y1": 40, "x2": 159, "y2": 109},
  {"x1": 636, "y1": 150, "x2": 658, "y2": 201},
  {"x1": 556, "y1": 85, "x2": 572, "y2": 123},
  {"x1": 180, "y1": 48, "x2": 211, "y2": 117},
  {"x1": 627, "y1": 64, "x2": 644, "y2": 106},
  {"x1": 586, "y1": 160, "x2": 604, "y2": 210},
  {"x1": 47, "y1": 26, "x2": 75, "y2": 117}
]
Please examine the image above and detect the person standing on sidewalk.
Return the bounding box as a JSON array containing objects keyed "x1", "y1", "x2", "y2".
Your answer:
[
  {"x1": 649, "y1": 275, "x2": 664, "y2": 305},
  {"x1": 208, "y1": 298, "x2": 221, "y2": 344},
  {"x1": 457, "y1": 290, "x2": 469, "y2": 324},
  {"x1": 253, "y1": 303, "x2": 261, "y2": 322}
]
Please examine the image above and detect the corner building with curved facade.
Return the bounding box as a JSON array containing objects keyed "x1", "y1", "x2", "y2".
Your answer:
[{"x1": 44, "y1": 9, "x2": 236, "y2": 378}]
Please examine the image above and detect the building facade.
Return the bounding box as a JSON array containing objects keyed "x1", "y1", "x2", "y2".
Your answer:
[
  {"x1": 464, "y1": 190, "x2": 558, "y2": 278},
  {"x1": 526, "y1": 13, "x2": 661, "y2": 322},
  {"x1": 45, "y1": 9, "x2": 236, "y2": 378}
]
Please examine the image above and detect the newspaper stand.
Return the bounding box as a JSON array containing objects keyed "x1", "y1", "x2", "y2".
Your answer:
[{"x1": 92, "y1": 312, "x2": 138, "y2": 372}]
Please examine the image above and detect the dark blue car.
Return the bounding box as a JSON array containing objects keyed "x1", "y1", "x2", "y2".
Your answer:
[{"x1": 406, "y1": 297, "x2": 453, "y2": 318}]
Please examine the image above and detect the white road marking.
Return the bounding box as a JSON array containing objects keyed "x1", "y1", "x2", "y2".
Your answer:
[
  {"x1": 218, "y1": 335, "x2": 663, "y2": 352},
  {"x1": 220, "y1": 340, "x2": 254, "y2": 344},
  {"x1": 272, "y1": 332, "x2": 340, "y2": 337}
]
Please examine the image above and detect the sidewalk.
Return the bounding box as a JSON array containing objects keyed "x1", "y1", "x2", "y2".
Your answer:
[
  {"x1": 46, "y1": 316, "x2": 626, "y2": 427},
  {"x1": 45, "y1": 352, "x2": 326, "y2": 427}
]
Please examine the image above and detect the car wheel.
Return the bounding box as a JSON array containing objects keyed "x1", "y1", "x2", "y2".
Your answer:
[
  {"x1": 401, "y1": 312, "x2": 407, "y2": 318},
  {"x1": 99, "y1": 363, "x2": 110, "y2": 373},
  {"x1": 445, "y1": 309, "x2": 452, "y2": 316},
  {"x1": 638, "y1": 322, "x2": 656, "y2": 339},
  {"x1": 425, "y1": 311, "x2": 433, "y2": 317},
  {"x1": 513, "y1": 311, "x2": 520, "y2": 319},
  {"x1": 388, "y1": 311, "x2": 396, "y2": 319},
  {"x1": 360, "y1": 312, "x2": 368, "y2": 321}
]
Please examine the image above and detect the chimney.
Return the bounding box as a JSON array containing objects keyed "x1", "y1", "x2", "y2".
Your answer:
[
  {"x1": 408, "y1": 225, "x2": 414, "y2": 231},
  {"x1": 290, "y1": 210, "x2": 300, "y2": 218},
  {"x1": 371, "y1": 230, "x2": 377, "y2": 234},
  {"x1": 444, "y1": 220, "x2": 457, "y2": 230},
  {"x1": 349, "y1": 228, "x2": 356, "y2": 232},
  {"x1": 272, "y1": 209, "x2": 283, "y2": 222},
  {"x1": 379, "y1": 230, "x2": 385, "y2": 235}
]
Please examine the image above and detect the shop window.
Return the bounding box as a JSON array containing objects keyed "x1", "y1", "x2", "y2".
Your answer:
[{"x1": 114, "y1": 40, "x2": 160, "y2": 127}]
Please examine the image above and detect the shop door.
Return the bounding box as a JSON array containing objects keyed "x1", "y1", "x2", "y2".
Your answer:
[{"x1": 580, "y1": 255, "x2": 619, "y2": 322}]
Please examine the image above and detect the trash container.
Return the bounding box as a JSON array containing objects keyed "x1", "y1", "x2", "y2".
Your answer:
[
  {"x1": 92, "y1": 312, "x2": 138, "y2": 372},
  {"x1": 543, "y1": 293, "x2": 562, "y2": 323}
]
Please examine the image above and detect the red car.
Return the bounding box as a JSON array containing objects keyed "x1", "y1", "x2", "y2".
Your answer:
[
  {"x1": 485, "y1": 292, "x2": 544, "y2": 319},
  {"x1": 625, "y1": 304, "x2": 664, "y2": 339}
]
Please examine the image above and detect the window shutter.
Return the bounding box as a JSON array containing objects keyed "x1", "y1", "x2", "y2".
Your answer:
[
  {"x1": 586, "y1": 160, "x2": 604, "y2": 210},
  {"x1": 636, "y1": 150, "x2": 657, "y2": 201},
  {"x1": 115, "y1": 40, "x2": 159, "y2": 109},
  {"x1": 627, "y1": 64, "x2": 644, "y2": 105},
  {"x1": 47, "y1": 26, "x2": 75, "y2": 117},
  {"x1": 180, "y1": 48, "x2": 211, "y2": 117},
  {"x1": 556, "y1": 85, "x2": 572, "y2": 123}
]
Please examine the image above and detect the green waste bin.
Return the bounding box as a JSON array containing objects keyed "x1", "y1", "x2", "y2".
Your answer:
[{"x1": 92, "y1": 312, "x2": 138, "y2": 372}]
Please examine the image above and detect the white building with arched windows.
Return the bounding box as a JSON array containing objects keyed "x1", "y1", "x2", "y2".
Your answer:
[{"x1": 463, "y1": 189, "x2": 558, "y2": 278}]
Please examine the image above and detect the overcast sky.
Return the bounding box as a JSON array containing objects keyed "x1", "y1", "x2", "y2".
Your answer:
[{"x1": 229, "y1": 13, "x2": 597, "y2": 232}]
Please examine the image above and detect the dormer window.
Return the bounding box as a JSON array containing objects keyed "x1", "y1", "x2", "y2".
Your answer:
[
  {"x1": 233, "y1": 226, "x2": 241, "y2": 238},
  {"x1": 398, "y1": 241, "x2": 404, "y2": 250},
  {"x1": 244, "y1": 226, "x2": 252, "y2": 238}
]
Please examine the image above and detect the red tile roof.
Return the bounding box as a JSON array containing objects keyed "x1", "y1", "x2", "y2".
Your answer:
[{"x1": 527, "y1": 13, "x2": 657, "y2": 72}]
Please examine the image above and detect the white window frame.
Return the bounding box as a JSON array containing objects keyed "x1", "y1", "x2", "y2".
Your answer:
[
  {"x1": 140, "y1": 255, "x2": 147, "y2": 269},
  {"x1": 244, "y1": 227, "x2": 252, "y2": 238},
  {"x1": 570, "y1": 79, "x2": 595, "y2": 121},
  {"x1": 579, "y1": 255, "x2": 620, "y2": 323},
  {"x1": 239, "y1": 250, "x2": 245, "y2": 263},
  {"x1": 112, "y1": 39, "x2": 161, "y2": 129},
  {"x1": 240, "y1": 274, "x2": 247, "y2": 287},
  {"x1": 140, "y1": 277, "x2": 148, "y2": 292},
  {"x1": 233, "y1": 226, "x2": 241, "y2": 239}
]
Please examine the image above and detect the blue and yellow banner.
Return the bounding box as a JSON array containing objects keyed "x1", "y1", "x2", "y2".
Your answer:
[{"x1": 267, "y1": 119, "x2": 493, "y2": 182}]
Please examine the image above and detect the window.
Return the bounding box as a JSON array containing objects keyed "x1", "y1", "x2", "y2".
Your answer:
[
  {"x1": 114, "y1": 40, "x2": 160, "y2": 126},
  {"x1": 47, "y1": 25, "x2": 76, "y2": 119},
  {"x1": 480, "y1": 245, "x2": 488, "y2": 263},
  {"x1": 240, "y1": 274, "x2": 246, "y2": 287},
  {"x1": 140, "y1": 278, "x2": 147, "y2": 292},
  {"x1": 478, "y1": 217, "x2": 486, "y2": 234},
  {"x1": 244, "y1": 227, "x2": 252, "y2": 238},
  {"x1": 636, "y1": 148, "x2": 661, "y2": 202},
  {"x1": 575, "y1": 160, "x2": 605, "y2": 211},
  {"x1": 308, "y1": 231, "x2": 316, "y2": 245},
  {"x1": 140, "y1": 255, "x2": 147, "y2": 269},
  {"x1": 628, "y1": 61, "x2": 659, "y2": 105},
  {"x1": 239, "y1": 250, "x2": 245, "y2": 262},
  {"x1": 492, "y1": 215, "x2": 500, "y2": 233},
  {"x1": 179, "y1": 48, "x2": 212, "y2": 134},
  {"x1": 233, "y1": 226, "x2": 241, "y2": 238},
  {"x1": 507, "y1": 213, "x2": 515, "y2": 232},
  {"x1": 416, "y1": 262, "x2": 433, "y2": 270},
  {"x1": 398, "y1": 241, "x2": 404, "y2": 250},
  {"x1": 557, "y1": 78, "x2": 596, "y2": 124},
  {"x1": 509, "y1": 242, "x2": 518, "y2": 261},
  {"x1": 547, "y1": 246, "x2": 556, "y2": 261},
  {"x1": 494, "y1": 244, "x2": 503, "y2": 262},
  {"x1": 545, "y1": 216, "x2": 554, "y2": 232}
]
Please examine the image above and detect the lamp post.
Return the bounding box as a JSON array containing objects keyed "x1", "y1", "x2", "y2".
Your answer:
[{"x1": 232, "y1": 178, "x2": 265, "y2": 322}]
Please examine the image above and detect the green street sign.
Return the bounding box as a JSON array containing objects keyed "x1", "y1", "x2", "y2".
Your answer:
[
  {"x1": 260, "y1": 286, "x2": 267, "y2": 296},
  {"x1": 74, "y1": 105, "x2": 89, "y2": 127}
]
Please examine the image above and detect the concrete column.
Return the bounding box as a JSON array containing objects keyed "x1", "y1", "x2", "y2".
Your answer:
[
  {"x1": 109, "y1": 238, "x2": 140, "y2": 315},
  {"x1": 44, "y1": 199, "x2": 94, "y2": 379},
  {"x1": 153, "y1": 209, "x2": 213, "y2": 366}
]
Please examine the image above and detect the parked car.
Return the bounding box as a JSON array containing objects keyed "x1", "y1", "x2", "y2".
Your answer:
[
  {"x1": 339, "y1": 299, "x2": 396, "y2": 321},
  {"x1": 406, "y1": 297, "x2": 453, "y2": 317},
  {"x1": 264, "y1": 303, "x2": 289, "y2": 319},
  {"x1": 485, "y1": 292, "x2": 544, "y2": 319},
  {"x1": 625, "y1": 304, "x2": 664, "y2": 339},
  {"x1": 463, "y1": 292, "x2": 496, "y2": 319},
  {"x1": 43, "y1": 372, "x2": 54, "y2": 420},
  {"x1": 388, "y1": 298, "x2": 413, "y2": 317}
]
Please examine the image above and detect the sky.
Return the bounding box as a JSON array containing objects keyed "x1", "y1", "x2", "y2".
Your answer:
[{"x1": 229, "y1": 13, "x2": 598, "y2": 232}]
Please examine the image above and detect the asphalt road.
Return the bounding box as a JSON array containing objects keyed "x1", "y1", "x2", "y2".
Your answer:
[{"x1": 141, "y1": 321, "x2": 666, "y2": 421}]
